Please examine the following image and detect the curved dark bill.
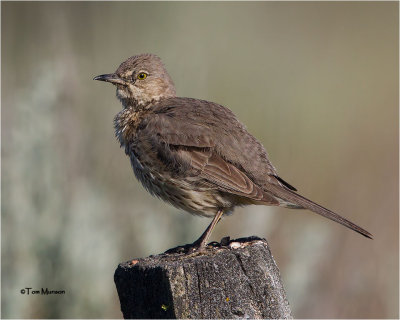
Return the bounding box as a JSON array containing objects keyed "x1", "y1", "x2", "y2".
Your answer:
[{"x1": 93, "y1": 73, "x2": 126, "y2": 85}]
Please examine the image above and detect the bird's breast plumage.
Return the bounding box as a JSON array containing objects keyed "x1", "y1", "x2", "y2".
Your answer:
[{"x1": 114, "y1": 105, "x2": 234, "y2": 217}]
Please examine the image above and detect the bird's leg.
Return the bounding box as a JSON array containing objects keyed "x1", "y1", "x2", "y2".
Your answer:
[
  {"x1": 192, "y1": 209, "x2": 224, "y2": 249},
  {"x1": 164, "y1": 209, "x2": 224, "y2": 254}
]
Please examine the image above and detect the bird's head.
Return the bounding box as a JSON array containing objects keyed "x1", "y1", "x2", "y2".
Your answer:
[{"x1": 94, "y1": 54, "x2": 176, "y2": 109}]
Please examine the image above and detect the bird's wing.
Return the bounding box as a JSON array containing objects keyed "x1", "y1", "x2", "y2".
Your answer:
[
  {"x1": 180, "y1": 148, "x2": 279, "y2": 204},
  {"x1": 139, "y1": 99, "x2": 281, "y2": 204}
]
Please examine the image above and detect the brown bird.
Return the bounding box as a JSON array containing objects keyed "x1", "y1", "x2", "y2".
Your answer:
[{"x1": 94, "y1": 53, "x2": 372, "y2": 250}]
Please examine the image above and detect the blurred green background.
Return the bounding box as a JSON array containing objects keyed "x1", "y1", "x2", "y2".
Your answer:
[{"x1": 2, "y1": 1, "x2": 398, "y2": 318}]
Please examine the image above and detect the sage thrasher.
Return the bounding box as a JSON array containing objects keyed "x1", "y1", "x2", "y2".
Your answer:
[{"x1": 94, "y1": 54, "x2": 372, "y2": 250}]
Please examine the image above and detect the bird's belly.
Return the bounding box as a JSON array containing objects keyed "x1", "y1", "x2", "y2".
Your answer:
[{"x1": 129, "y1": 154, "x2": 232, "y2": 217}]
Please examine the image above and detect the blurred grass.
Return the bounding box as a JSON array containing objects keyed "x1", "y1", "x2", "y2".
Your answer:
[{"x1": 2, "y1": 2, "x2": 398, "y2": 318}]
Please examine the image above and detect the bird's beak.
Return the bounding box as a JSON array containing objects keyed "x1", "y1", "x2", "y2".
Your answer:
[{"x1": 93, "y1": 73, "x2": 126, "y2": 85}]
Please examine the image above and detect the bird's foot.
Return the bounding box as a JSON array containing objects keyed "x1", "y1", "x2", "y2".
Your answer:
[{"x1": 164, "y1": 240, "x2": 221, "y2": 255}]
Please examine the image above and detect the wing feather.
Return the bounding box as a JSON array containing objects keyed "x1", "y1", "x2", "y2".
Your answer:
[{"x1": 179, "y1": 149, "x2": 279, "y2": 205}]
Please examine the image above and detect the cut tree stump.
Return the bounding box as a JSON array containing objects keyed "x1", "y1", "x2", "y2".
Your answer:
[{"x1": 114, "y1": 236, "x2": 292, "y2": 319}]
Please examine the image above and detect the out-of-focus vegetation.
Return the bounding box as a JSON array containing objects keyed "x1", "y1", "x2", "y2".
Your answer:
[{"x1": 2, "y1": 2, "x2": 398, "y2": 318}]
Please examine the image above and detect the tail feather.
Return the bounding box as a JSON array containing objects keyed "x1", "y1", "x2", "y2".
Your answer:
[{"x1": 267, "y1": 185, "x2": 373, "y2": 239}]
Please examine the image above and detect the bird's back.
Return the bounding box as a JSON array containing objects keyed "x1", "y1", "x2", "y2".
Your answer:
[{"x1": 145, "y1": 97, "x2": 279, "y2": 185}]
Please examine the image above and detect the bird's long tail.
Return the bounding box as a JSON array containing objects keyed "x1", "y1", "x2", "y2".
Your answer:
[{"x1": 267, "y1": 184, "x2": 373, "y2": 239}]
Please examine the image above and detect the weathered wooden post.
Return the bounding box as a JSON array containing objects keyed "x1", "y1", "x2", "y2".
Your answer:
[{"x1": 114, "y1": 236, "x2": 292, "y2": 319}]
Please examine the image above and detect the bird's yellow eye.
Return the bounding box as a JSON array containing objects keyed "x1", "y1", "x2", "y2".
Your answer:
[{"x1": 137, "y1": 72, "x2": 147, "y2": 80}]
